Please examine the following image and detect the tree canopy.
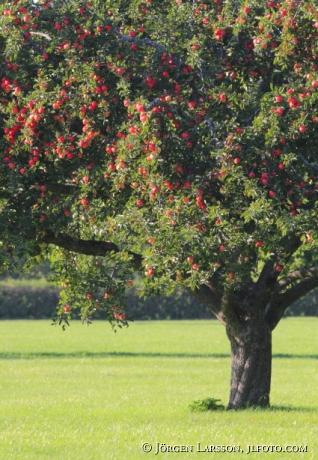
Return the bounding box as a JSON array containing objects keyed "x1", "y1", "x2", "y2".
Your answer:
[{"x1": 1, "y1": 0, "x2": 318, "y2": 331}]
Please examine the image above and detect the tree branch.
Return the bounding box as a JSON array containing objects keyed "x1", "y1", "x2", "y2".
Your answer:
[
  {"x1": 87, "y1": 6, "x2": 184, "y2": 67},
  {"x1": 298, "y1": 154, "x2": 318, "y2": 171},
  {"x1": 265, "y1": 277, "x2": 318, "y2": 331},
  {"x1": 87, "y1": 7, "x2": 167, "y2": 53},
  {"x1": 254, "y1": 256, "x2": 278, "y2": 297},
  {"x1": 203, "y1": 118, "x2": 221, "y2": 144},
  {"x1": 276, "y1": 267, "x2": 318, "y2": 291},
  {"x1": 23, "y1": 35, "x2": 47, "y2": 57},
  {"x1": 40, "y1": 230, "x2": 142, "y2": 270},
  {"x1": 186, "y1": 284, "x2": 226, "y2": 326},
  {"x1": 29, "y1": 31, "x2": 52, "y2": 41},
  {"x1": 48, "y1": 183, "x2": 77, "y2": 195},
  {"x1": 118, "y1": 34, "x2": 167, "y2": 53},
  {"x1": 254, "y1": 234, "x2": 302, "y2": 303}
]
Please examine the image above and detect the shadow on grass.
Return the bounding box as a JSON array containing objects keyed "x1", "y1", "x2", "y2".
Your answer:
[
  {"x1": 0, "y1": 351, "x2": 318, "y2": 359},
  {"x1": 192, "y1": 404, "x2": 317, "y2": 413},
  {"x1": 266, "y1": 405, "x2": 318, "y2": 412},
  {"x1": 222, "y1": 405, "x2": 318, "y2": 413},
  {"x1": 0, "y1": 351, "x2": 229, "y2": 359}
]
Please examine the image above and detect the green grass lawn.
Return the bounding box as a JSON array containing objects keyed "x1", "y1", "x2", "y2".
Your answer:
[{"x1": 0, "y1": 318, "x2": 317, "y2": 459}]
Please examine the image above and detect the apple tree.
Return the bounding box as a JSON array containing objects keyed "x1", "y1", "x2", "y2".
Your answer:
[{"x1": 1, "y1": 0, "x2": 318, "y2": 409}]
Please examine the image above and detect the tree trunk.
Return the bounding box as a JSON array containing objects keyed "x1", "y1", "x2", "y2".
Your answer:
[{"x1": 226, "y1": 318, "x2": 272, "y2": 410}]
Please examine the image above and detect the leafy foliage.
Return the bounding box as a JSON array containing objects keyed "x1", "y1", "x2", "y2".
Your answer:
[
  {"x1": 1, "y1": 0, "x2": 318, "y2": 327},
  {"x1": 189, "y1": 397, "x2": 225, "y2": 412}
]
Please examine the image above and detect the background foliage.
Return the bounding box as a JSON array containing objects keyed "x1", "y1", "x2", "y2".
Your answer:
[{"x1": 1, "y1": 266, "x2": 317, "y2": 319}]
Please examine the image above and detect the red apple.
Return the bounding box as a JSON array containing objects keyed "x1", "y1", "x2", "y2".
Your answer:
[
  {"x1": 114, "y1": 312, "x2": 125, "y2": 320},
  {"x1": 275, "y1": 95, "x2": 284, "y2": 102}
]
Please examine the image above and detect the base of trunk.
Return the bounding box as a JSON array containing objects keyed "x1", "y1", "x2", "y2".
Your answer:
[{"x1": 227, "y1": 321, "x2": 272, "y2": 410}]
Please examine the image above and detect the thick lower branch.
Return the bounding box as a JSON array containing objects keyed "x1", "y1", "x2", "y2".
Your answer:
[
  {"x1": 265, "y1": 277, "x2": 318, "y2": 330},
  {"x1": 40, "y1": 230, "x2": 142, "y2": 270},
  {"x1": 277, "y1": 267, "x2": 318, "y2": 291},
  {"x1": 186, "y1": 284, "x2": 226, "y2": 325},
  {"x1": 255, "y1": 234, "x2": 301, "y2": 302}
]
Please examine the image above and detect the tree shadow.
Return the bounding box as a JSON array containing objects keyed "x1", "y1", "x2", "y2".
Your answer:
[
  {"x1": 0, "y1": 351, "x2": 229, "y2": 359},
  {"x1": 273, "y1": 353, "x2": 318, "y2": 359},
  {"x1": 224, "y1": 405, "x2": 317, "y2": 413},
  {"x1": 251, "y1": 405, "x2": 318, "y2": 413},
  {"x1": 0, "y1": 351, "x2": 317, "y2": 359}
]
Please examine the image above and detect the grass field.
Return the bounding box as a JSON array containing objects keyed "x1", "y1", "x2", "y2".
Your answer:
[{"x1": 0, "y1": 318, "x2": 317, "y2": 459}]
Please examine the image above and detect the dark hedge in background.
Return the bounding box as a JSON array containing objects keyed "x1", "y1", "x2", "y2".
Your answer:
[
  {"x1": 0, "y1": 286, "x2": 317, "y2": 320},
  {"x1": 0, "y1": 286, "x2": 60, "y2": 319}
]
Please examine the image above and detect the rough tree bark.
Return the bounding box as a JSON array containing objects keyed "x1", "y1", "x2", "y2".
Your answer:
[{"x1": 226, "y1": 318, "x2": 272, "y2": 410}]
